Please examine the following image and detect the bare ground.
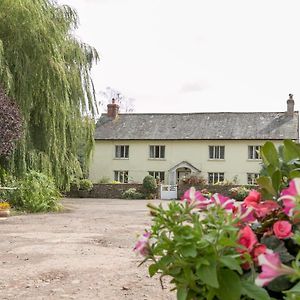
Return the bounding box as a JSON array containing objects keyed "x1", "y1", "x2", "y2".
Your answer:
[{"x1": 0, "y1": 198, "x2": 176, "y2": 300}]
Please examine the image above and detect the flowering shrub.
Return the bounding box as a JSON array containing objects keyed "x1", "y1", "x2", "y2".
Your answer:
[
  {"x1": 0, "y1": 201, "x2": 10, "y2": 210},
  {"x1": 229, "y1": 186, "x2": 250, "y2": 201},
  {"x1": 135, "y1": 179, "x2": 300, "y2": 300}
]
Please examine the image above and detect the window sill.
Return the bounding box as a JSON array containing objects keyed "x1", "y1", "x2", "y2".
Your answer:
[
  {"x1": 114, "y1": 158, "x2": 129, "y2": 160},
  {"x1": 247, "y1": 159, "x2": 262, "y2": 162},
  {"x1": 148, "y1": 158, "x2": 166, "y2": 161},
  {"x1": 208, "y1": 159, "x2": 225, "y2": 161}
]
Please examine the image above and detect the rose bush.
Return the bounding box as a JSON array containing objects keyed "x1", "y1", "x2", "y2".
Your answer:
[{"x1": 134, "y1": 140, "x2": 300, "y2": 300}]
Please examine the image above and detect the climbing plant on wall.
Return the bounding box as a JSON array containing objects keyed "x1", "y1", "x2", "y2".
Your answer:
[{"x1": 0, "y1": 0, "x2": 99, "y2": 189}]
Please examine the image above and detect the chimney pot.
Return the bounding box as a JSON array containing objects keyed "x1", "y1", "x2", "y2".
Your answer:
[
  {"x1": 107, "y1": 98, "x2": 119, "y2": 119},
  {"x1": 287, "y1": 93, "x2": 295, "y2": 116}
]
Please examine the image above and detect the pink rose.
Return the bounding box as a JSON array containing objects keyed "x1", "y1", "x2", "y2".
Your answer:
[
  {"x1": 238, "y1": 226, "x2": 258, "y2": 253},
  {"x1": 244, "y1": 190, "x2": 261, "y2": 206},
  {"x1": 254, "y1": 200, "x2": 280, "y2": 218},
  {"x1": 273, "y1": 220, "x2": 293, "y2": 239}
]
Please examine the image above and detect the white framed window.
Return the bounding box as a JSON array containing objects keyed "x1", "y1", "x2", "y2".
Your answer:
[
  {"x1": 149, "y1": 145, "x2": 165, "y2": 159},
  {"x1": 247, "y1": 173, "x2": 259, "y2": 185},
  {"x1": 114, "y1": 170, "x2": 128, "y2": 183},
  {"x1": 248, "y1": 145, "x2": 261, "y2": 160},
  {"x1": 149, "y1": 171, "x2": 165, "y2": 182},
  {"x1": 115, "y1": 145, "x2": 129, "y2": 159},
  {"x1": 208, "y1": 172, "x2": 224, "y2": 184},
  {"x1": 209, "y1": 146, "x2": 225, "y2": 159}
]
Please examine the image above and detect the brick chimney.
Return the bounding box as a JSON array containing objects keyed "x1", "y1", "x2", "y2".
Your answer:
[
  {"x1": 107, "y1": 98, "x2": 119, "y2": 119},
  {"x1": 287, "y1": 93, "x2": 295, "y2": 116}
]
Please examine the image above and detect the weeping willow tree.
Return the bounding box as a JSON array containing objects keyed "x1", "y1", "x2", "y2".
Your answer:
[{"x1": 0, "y1": 0, "x2": 99, "y2": 189}]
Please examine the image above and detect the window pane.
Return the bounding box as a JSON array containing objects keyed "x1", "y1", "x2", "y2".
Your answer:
[
  {"x1": 125, "y1": 146, "x2": 129, "y2": 158},
  {"x1": 215, "y1": 146, "x2": 219, "y2": 159},
  {"x1": 160, "y1": 146, "x2": 165, "y2": 158},
  {"x1": 248, "y1": 146, "x2": 253, "y2": 159},
  {"x1": 150, "y1": 146, "x2": 154, "y2": 158},
  {"x1": 209, "y1": 146, "x2": 213, "y2": 159},
  {"x1": 219, "y1": 173, "x2": 224, "y2": 182},
  {"x1": 220, "y1": 146, "x2": 225, "y2": 159}
]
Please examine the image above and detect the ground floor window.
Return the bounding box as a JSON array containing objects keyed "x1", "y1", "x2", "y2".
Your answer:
[
  {"x1": 149, "y1": 171, "x2": 165, "y2": 182},
  {"x1": 114, "y1": 170, "x2": 128, "y2": 183},
  {"x1": 208, "y1": 172, "x2": 224, "y2": 184},
  {"x1": 247, "y1": 173, "x2": 259, "y2": 185}
]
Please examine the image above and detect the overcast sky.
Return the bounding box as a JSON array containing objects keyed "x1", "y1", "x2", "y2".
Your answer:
[{"x1": 59, "y1": 0, "x2": 300, "y2": 114}]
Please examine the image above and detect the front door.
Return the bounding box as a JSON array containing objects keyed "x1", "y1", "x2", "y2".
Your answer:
[{"x1": 176, "y1": 168, "x2": 191, "y2": 183}]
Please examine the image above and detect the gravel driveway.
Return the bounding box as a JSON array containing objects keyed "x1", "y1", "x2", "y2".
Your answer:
[{"x1": 0, "y1": 198, "x2": 175, "y2": 300}]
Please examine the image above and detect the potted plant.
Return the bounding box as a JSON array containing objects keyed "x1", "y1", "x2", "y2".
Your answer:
[{"x1": 0, "y1": 201, "x2": 10, "y2": 217}]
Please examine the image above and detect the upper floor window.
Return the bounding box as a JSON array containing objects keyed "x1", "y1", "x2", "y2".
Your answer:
[
  {"x1": 247, "y1": 173, "x2": 259, "y2": 185},
  {"x1": 149, "y1": 145, "x2": 165, "y2": 159},
  {"x1": 114, "y1": 170, "x2": 128, "y2": 183},
  {"x1": 248, "y1": 145, "x2": 261, "y2": 160},
  {"x1": 208, "y1": 172, "x2": 224, "y2": 184},
  {"x1": 209, "y1": 146, "x2": 225, "y2": 159},
  {"x1": 115, "y1": 145, "x2": 129, "y2": 159},
  {"x1": 149, "y1": 171, "x2": 165, "y2": 182}
]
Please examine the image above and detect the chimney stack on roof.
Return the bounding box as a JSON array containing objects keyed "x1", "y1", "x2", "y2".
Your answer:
[
  {"x1": 107, "y1": 98, "x2": 119, "y2": 119},
  {"x1": 287, "y1": 94, "x2": 295, "y2": 116}
]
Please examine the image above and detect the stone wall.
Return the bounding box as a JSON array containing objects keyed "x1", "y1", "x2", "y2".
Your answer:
[
  {"x1": 67, "y1": 183, "x2": 257, "y2": 199},
  {"x1": 67, "y1": 183, "x2": 152, "y2": 199}
]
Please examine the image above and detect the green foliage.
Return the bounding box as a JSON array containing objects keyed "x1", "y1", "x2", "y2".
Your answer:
[
  {"x1": 98, "y1": 176, "x2": 111, "y2": 184},
  {"x1": 145, "y1": 202, "x2": 268, "y2": 300},
  {"x1": 259, "y1": 140, "x2": 300, "y2": 198},
  {"x1": 7, "y1": 171, "x2": 61, "y2": 212},
  {"x1": 0, "y1": 0, "x2": 99, "y2": 190},
  {"x1": 79, "y1": 178, "x2": 93, "y2": 191},
  {"x1": 143, "y1": 175, "x2": 157, "y2": 196},
  {"x1": 121, "y1": 188, "x2": 144, "y2": 199}
]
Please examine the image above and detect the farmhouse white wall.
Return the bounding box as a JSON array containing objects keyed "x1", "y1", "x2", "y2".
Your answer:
[{"x1": 89, "y1": 139, "x2": 283, "y2": 185}]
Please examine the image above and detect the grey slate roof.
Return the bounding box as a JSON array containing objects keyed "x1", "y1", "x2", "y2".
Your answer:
[{"x1": 95, "y1": 112, "x2": 299, "y2": 140}]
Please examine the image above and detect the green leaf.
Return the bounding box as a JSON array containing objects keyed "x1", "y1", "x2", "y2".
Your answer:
[
  {"x1": 148, "y1": 264, "x2": 159, "y2": 277},
  {"x1": 284, "y1": 281, "x2": 300, "y2": 295},
  {"x1": 196, "y1": 259, "x2": 219, "y2": 288},
  {"x1": 241, "y1": 281, "x2": 270, "y2": 300},
  {"x1": 267, "y1": 275, "x2": 293, "y2": 292},
  {"x1": 271, "y1": 169, "x2": 282, "y2": 194},
  {"x1": 177, "y1": 287, "x2": 188, "y2": 300},
  {"x1": 283, "y1": 140, "x2": 300, "y2": 162},
  {"x1": 219, "y1": 256, "x2": 242, "y2": 274},
  {"x1": 215, "y1": 269, "x2": 241, "y2": 300},
  {"x1": 257, "y1": 176, "x2": 276, "y2": 196},
  {"x1": 289, "y1": 170, "x2": 300, "y2": 179},
  {"x1": 261, "y1": 141, "x2": 280, "y2": 167},
  {"x1": 181, "y1": 245, "x2": 197, "y2": 258}
]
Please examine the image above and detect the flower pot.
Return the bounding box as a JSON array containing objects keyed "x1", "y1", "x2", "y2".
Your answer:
[{"x1": 0, "y1": 209, "x2": 10, "y2": 217}]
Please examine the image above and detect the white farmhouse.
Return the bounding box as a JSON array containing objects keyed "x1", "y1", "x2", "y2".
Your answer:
[{"x1": 89, "y1": 95, "x2": 299, "y2": 185}]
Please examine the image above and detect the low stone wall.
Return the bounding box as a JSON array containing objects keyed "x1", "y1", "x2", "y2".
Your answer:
[
  {"x1": 67, "y1": 183, "x2": 154, "y2": 199},
  {"x1": 67, "y1": 183, "x2": 257, "y2": 199}
]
